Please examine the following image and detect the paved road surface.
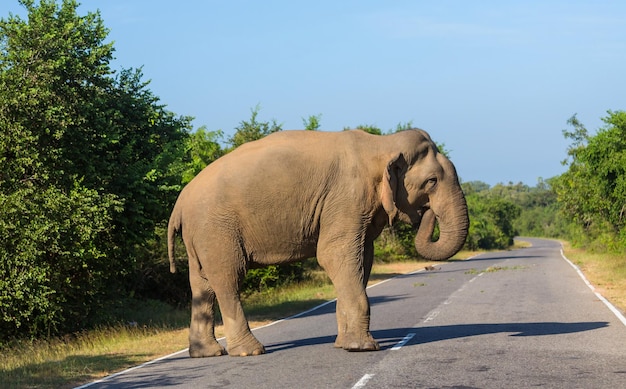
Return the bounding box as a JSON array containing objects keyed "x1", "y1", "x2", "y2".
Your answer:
[{"x1": 82, "y1": 238, "x2": 626, "y2": 388}]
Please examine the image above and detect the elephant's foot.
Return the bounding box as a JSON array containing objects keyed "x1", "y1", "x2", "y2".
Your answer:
[
  {"x1": 227, "y1": 337, "x2": 266, "y2": 357},
  {"x1": 334, "y1": 333, "x2": 380, "y2": 352},
  {"x1": 189, "y1": 340, "x2": 226, "y2": 358}
]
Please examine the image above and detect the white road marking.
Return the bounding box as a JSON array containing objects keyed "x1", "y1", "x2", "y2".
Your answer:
[
  {"x1": 352, "y1": 373, "x2": 375, "y2": 388},
  {"x1": 73, "y1": 348, "x2": 189, "y2": 389},
  {"x1": 560, "y1": 247, "x2": 626, "y2": 327},
  {"x1": 391, "y1": 332, "x2": 416, "y2": 350},
  {"x1": 423, "y1": 309, "x2": 439, "y2": 323}
]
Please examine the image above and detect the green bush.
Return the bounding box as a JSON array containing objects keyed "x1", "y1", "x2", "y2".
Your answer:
[
  {"x1": 463, "y1": 185, "x2": 521, "y2": 250},
  {"x1": 553, "y1": 111, "x2": 626, "y2": 252},
  {"x1": 0, "y1": 0, "x2": 190, "y2": 341},
  {"x1": 374, "y1": 223, "x2": 419, "y2": 262},
  {"x1": 242, "y1": 261, "x2": 313, "y2": 294},
  {"x1": 0, "y1": 184, "x2": 118, "y2": 339}
]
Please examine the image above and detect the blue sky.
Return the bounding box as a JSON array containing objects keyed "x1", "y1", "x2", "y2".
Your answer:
[{"x1": 3, "y1": 1, "x2": 625, "y2": 185}]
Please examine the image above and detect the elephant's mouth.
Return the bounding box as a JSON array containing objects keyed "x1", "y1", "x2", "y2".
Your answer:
[{"x1": 411, "y1": 204, "x2": 431, "y2": 229}]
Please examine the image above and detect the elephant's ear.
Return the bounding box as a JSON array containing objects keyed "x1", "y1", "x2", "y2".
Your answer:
[{"x1": 381, "y1": 154, "x2": 406, "y2": 226}]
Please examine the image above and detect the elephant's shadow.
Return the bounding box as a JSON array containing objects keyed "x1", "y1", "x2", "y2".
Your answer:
[{"x1": 263, "y1": 321, "x2": 609, "y2": 354}]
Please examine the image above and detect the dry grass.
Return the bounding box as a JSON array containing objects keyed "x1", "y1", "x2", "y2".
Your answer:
[
  {"x1": 0, "y1": 325, "x2": 191, "y2": 389},
  {"x1": 512, "y1": 239, "x2": 533, "y2": 249},
  {"x1": 562, "y1": 242, "x2": 626, "y2": 313}
]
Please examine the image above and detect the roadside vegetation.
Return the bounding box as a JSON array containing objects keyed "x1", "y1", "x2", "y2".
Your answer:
[
  {"x1": 563, "y1": 243, "x2": 626, "y2": 312},
  {"x1": 1, "y1": 1, "x2": 625, "y2": 388}
]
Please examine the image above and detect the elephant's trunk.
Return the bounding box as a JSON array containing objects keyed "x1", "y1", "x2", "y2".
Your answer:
[{"x1": 414, "y1": 189, "x2": 469, "y2": 261}]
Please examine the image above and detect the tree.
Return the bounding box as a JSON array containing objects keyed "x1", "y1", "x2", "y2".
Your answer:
[
  {"x1": 179, "y1": 126, "x2": 224, "y2": 184},
  {"x1": 0, "y1": 0, "x2": 190, "y2": 339},
  {"x1": 392, "y1": 121, "x2": 414, "y2": 134},
  {"x1": 303, "y1": 114, "x2": 322, "y2": 131},
  {"x1": 228, "y1": 105, "x2": 282, "y2": 149},
  {"x1": 461, "y1": 182, "x2": 521, "y2": 250},
  {"x1": 553, "y1": 111, "x2": 626, "y2": 248},
  {"x1": 462, "y1": 181, "x2": 491, "y2": 195}
]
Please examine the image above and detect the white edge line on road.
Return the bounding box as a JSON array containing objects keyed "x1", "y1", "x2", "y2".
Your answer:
[
  {"x1": 559, "y1": 245, "x2": 626, "y2": 327},
  {"x1": 75, "y1": 266, "x2": 438, "y2": 388},
  {"x1": 73, "y1": 347, "x2": 190, "y2": 389},
  {"x1": 352, "y1": 373, "x2": 375, "y2": 389},
  {"x1": 250, "y1": 299, "x2": 338, "y2": 330}
]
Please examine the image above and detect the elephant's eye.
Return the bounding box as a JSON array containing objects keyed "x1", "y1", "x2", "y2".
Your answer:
[{"x1": 425, "y1": 177, "x2": 438, "y2": 190}]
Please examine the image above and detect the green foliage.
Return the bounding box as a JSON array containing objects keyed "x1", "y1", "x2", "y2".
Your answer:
[
  {"x1": 134, "y1": 126, "x2": 225, "y2": 308},
  {"x1": 502, "y1": 179, "x2": 570, "y2": 239},
  {"x1": 227, "y1": 105, "x2": 282, "y2": 149},
  {"x1": 435, "y1": 142, "x2": 451, "y2": 159},
  {"x1": 392, "y1": 121, "x2": 414, "y2": 133},
  {"x1": 375, "y1": 164, "x2": 528, "y2": 257},
  {"x1": 242, "y1": 261, "x2": 313, "y2": 294},
  {"x1": 553, "y1": 111, "x2": 626, "y2": 250},
  {"x1": 456, "y1": 112, "x2": 626, "y2": 253},
  {"x1": 0, "y1": 184, "x2": 119, "y2": 338},
  {"x1": 462, "y1": 182, "x2": 521, "y2": 250},
  {"x1": 0, "y1": 0, "x2": 190, "y2": 340},
  {"x1": 0, "y1": 0, "x2": 113, "y2": 191},
  {"x1": 179, "y1": 127, "x2": 224, "y2": 184},
  {"x1": 462, "y1": 179, "x2": 576, "y2": 250},
  {"x1": 374, "y1": 223, "x2": 418, "y2": 262},
  {"x1": 303, "y1": 114, "x2": 322, "y2": 131},
  {"x1": 346, "y1": 124, "x2": 383, "y2": 135}
]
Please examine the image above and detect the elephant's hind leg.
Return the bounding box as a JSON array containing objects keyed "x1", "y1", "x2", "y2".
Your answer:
[{"x1": 188, "y1": 255, "x2": 226, "y2": 357}]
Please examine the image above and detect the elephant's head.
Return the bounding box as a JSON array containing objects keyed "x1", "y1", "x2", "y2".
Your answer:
[{"x1": 381, "y1": 130, "x2": 469, "y2": 261}]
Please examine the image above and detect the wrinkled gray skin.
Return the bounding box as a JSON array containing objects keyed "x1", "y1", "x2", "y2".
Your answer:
[{"x1": 168, "y1": 129, "x2": 469, "y2": 357}]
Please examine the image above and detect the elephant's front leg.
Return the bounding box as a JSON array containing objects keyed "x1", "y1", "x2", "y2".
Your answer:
[
  {"x1": 333, "y1": 292, "x2": 378, "y2": 351},
  {"x1": 318, "y1": 235, "x2": 379, "y2": 352}
]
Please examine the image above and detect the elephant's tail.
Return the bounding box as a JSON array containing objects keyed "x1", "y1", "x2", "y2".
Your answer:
[{"x1": 167, "y1": 206, "x2": 182, "y2": 274}]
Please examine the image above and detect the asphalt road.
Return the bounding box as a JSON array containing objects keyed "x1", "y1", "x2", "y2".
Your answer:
[{"x1": 81, "y1": 238, "x2": 626, "y2": 388}]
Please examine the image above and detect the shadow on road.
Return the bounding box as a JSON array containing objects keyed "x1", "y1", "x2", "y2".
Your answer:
[
  {"x1": 376, "y1": 321, "x2": 610, "y2": 349},
  {"x1": 264, "y1": 321, "x2": 609, "y2": 353}
]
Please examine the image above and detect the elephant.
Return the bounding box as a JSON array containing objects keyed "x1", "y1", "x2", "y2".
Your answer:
[{"x1": 167, "y1": 129, "x2": 469, "y2": 357}]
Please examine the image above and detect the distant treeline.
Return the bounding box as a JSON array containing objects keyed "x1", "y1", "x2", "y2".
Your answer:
[{"x1": 1, "y1": 1, "x2": 624, "y2": 343}]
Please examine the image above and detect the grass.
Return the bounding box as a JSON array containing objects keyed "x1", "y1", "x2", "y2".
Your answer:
[
  {"x1": 0, "y1": 325, "x2": 191, "y2": 389},
  {"x1": 484, "y1": 265, "x2": 526, "y2": 273},
  {"x1": 0, "y1": 304, "x2": 192, "y2": 389},
  {"x1": 562, "y1": 242, "x2": 626, "y2": 313}
]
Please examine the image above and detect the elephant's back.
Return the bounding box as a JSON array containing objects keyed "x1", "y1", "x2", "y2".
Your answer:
[{"x1": 180, "y1": 129, "x2": 376, "y2": 204}]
